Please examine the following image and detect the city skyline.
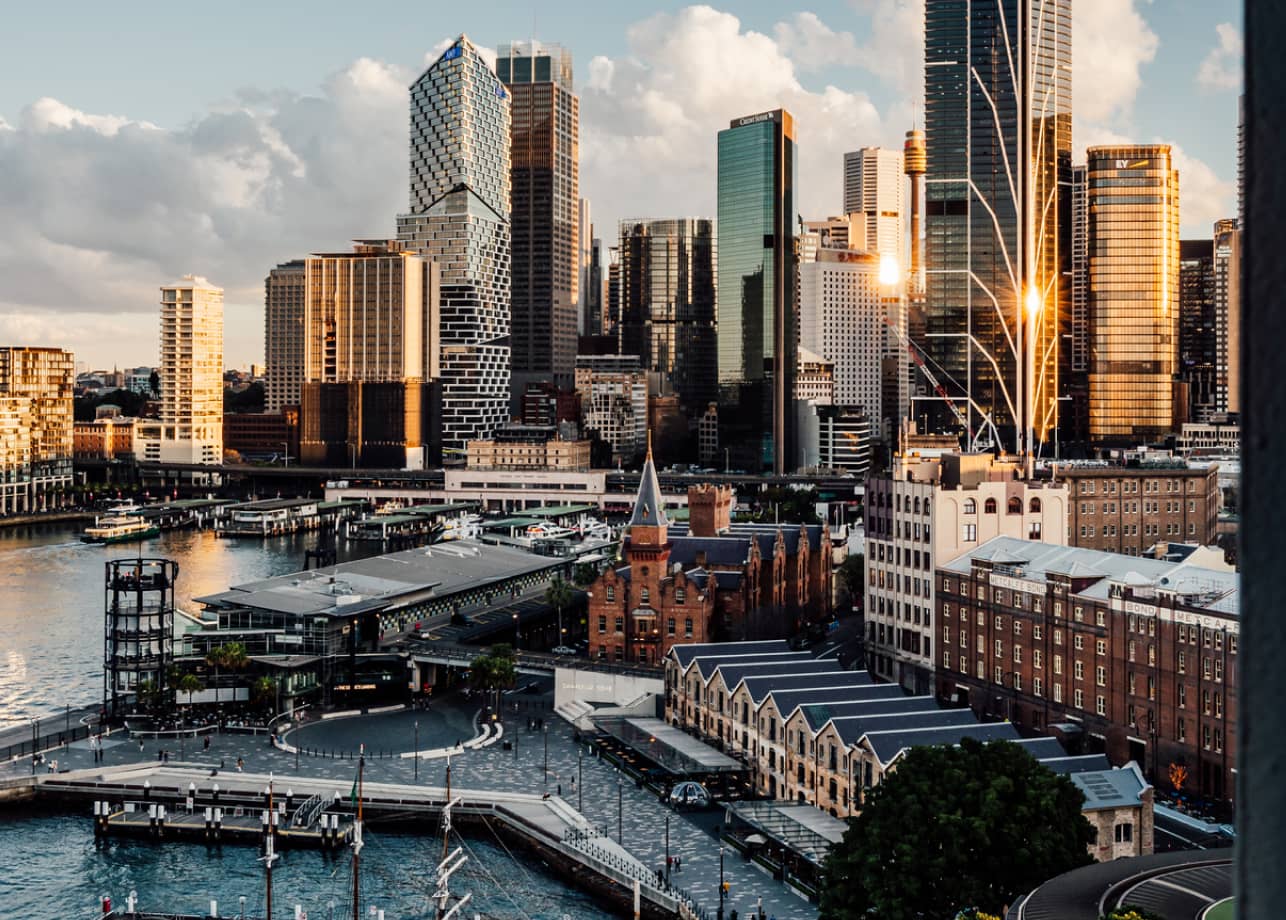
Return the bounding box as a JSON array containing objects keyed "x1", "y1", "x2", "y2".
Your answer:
[{"x1": 0, "y1": 2, "x2": 1242, "y2": 368}]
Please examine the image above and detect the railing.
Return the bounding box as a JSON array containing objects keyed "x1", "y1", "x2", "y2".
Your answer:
[{"x1": 407, "y1": 640, "x2": 662, "y2": 678}]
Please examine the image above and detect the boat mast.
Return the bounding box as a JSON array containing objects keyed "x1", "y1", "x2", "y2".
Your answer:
[
  {"x1": 352, "y1": 746, "x2": 364, "y2": 920},
  {"x1": 262, "y1": 776, "x2": 277, "y2": 920},
  {"x1": 434, "y1": 755, "x2": 472, "y2": 920}
]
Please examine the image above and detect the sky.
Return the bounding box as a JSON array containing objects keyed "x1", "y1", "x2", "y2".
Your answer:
[{"x1": 0, "y1": 0, "x2": 1243, "y2": 370}]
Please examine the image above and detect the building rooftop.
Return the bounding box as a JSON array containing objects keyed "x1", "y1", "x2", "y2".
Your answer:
[
  {"x1": 709, "y1": 658, "x2": 840, "y2": 689},
  {"x1": 831, "y1": 707, "x2": 973, "y2": 747},
  {"x1": 629, "y1": 438, "x2": 669, "y2": 529},
  {"x1": 1069, "y1": 764, "x2": 1149, "y2": 811},
  {"x1": 785, "y1": 689, "x2": 924, "y2": 730},
  {"x1": 669, "y1": 640, "x2": 792, "y2": 670},
  {"x1": 862, "y1": 721, "x2": 1021, "y2": 768},
  {"x1": 195, "y1": 540, "x2": 564, "y2": 619},
  {"x1": 743, "y1": 670, "x2": 875, "y2": 706}
]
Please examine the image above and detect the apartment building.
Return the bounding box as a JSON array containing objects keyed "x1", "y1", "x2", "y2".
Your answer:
[{"x1": 1058, "y1": 463, "x2": 1221, "y2": 556}]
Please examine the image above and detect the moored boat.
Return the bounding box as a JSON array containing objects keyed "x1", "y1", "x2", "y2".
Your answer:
[{"x1": 80, "y1": 515, "x2": 160, "y2": 544}]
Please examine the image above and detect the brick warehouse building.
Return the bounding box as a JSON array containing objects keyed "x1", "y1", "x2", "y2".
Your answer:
[
  {"x1": 935, "y1": 536, "x2": 1237, "y2": 804},
  {"x1": 1056, "y1": 462, "x2": 1221, "y2": 556},
  {"x1": 588, "y1": 448, "x2": 832, "y2": 664}
]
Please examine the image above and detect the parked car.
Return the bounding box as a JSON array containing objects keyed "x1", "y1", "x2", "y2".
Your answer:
[{"x1": 551, "y1": 645, "x2": 577, "y2": 656}]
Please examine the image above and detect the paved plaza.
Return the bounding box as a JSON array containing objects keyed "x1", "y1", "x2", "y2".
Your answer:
[{"x1": 4, "y1": 693, "x2": 821, "y2": 920}]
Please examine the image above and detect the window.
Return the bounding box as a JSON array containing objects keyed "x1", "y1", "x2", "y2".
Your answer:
[
  {"x1": 684, "y1": 618, "x2": 693, "y2": 638},
  {"x1": 1054, "y1": 654, "x2": 1063, "y2": 675},
  {"x1": 1096, "y1": 610, "x2": 1106, "y2": 627},
  {"x1": 960, "y1": 655, "x2": 968, "y2": 673},
  {"x1": 667, "y1": 617, "x2": 676, "y2": 636},
  {"x1": 994, "y1": 666, "x2": 1003, "y2": 685},
  {"x1": 960, "y1": 630, "x2": 966, "y2": 648},
  {"x1": 1053, "y1": 682, "x2": 1063, "y2": 703},
  {"x1": 1034, "y1": 677, "x2": 1043, "y2": 697},
  {"x1": 1074, "y1": 635, "x2": 1084, "y2": 651},
  {"x1": 1033, "y1": 624, "x2": 1042, "y2": 639},
  {"x1": 640, "y1": 587, "x2": 650, "y2": 605},
  {"x1": 1178, "y1": 717, "x2": 1186, "y2": 742},
  {"x1": 1148, "y1": 644, "x2": 1156, "y2": 666},
  {"x1": 1178, "y1": 684, "x2": 1187, "y2": 708},
  {"x1": 1007, "y1": 497, "x2": 1022, "y2": 514},
  {"x1": 984, "y1": 497, "x2": 997, "y2": 514},
  {"x1": 943, "y1": 624, "x2": 951, "y2": 644},
  {"x1": 1097, "y1": 695, "x2": 1106, "y2": 716},
  {"x1": 675, "y1": 587, "x2": 686, "y2": 604},
  {"x1": 1030, "y1": 497, "x2": 1042, "y2": 513},
  {"x1": 1033, "y1": 649, "x2": 1043, "y2": 670},
  {"x1": 995, "y1": 639, "x2": 1003, "y2": 657},
  {"x1": 1074, "y1": 660, "x2": 1084, "y2": 680},
  {"x1": 1096, "y1": 639, "x2": 1106, "y2": 657},
  {"x1": 1129, "y1": 640, "x2": 1136, "y2": 662},
  {"x1": 1013, "y1": 620, "x2": 1023, "y2": 636},
  {"x1": 1013, "y1": 645, "x2": 1022, "y2": 664},
  {"x1": 598, "y1": 615, "x2": 607, "y2": 633},
  {"x1": 976, "y1": 660, "x2": 985, "y2": 679},
  {"x1": 1054, "y1": 629, "x2": 1064, "y2": 645},
  {"x1": 963, "y1": 498, "x2": 977, "y2": 514},
  {"x1": 963, "y1": 524, "x2": 977, "y2": 542},
  {"x1": 1074, "y1": 688, "x2": 1084, "y2": 709},
  {"x1": 614, "y1": 616, "x2": 624, "y2": 633},
  {"x1": 606, "y1": 585, "x2": 615, "y2": 603},
  {"x1": 1096, "y1": 665, "x2": 1106, "y2": 686},
  {"x1": 995, "y1": 614, "x2": 1004, "y2": 630},
  {"x1": 1114, "y1": 823, "x2": 1133, "y2": 844},
  {"x1": 1013, "y1": 673, "x2": 1023, "y2": 692}
]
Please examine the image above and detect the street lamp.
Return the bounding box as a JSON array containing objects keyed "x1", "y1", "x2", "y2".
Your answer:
[
  {"x1": 664, "y1": 814, "x2": 670, "y2": 886},
  {"x1": 617, "y1": 775, "x2": 623, "y2": 843},
  {"x1": 717, "y1": 845, "x2": 726, "y2": 920},
  {"x1": 414, "y1": 721, "x2": 419, "y2": 782},
  {"x1": 29, "y1": 718, "x2": 38, "y2": 774},
  {"x1": 543, "y1": 724, "x2": 549, "y2": 788},
  {"x1": 512, "y1": 612, "x2": 520, "y2": 652},
  {"x1": 578, "y1": 748, "x2": 584, "y2": 812}
]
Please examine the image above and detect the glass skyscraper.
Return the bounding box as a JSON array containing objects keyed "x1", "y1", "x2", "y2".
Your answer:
[
  {"x1": 716, "y1": 109, "x2": 797, "y2": 474},
  {"x1": 1085, "y1": 146, "x2": 1179, "y2": 443},
  {"x1": 397, "y1": 35, "x2": 511, "y2": 459},
  {"x1": 923, "y1": 0, "x2": 1072, "y2": 453},
  {"x1": 618, "y1": 218, "x2": 717, "y2": 415},
  {"x1": 497, "y1": 41, "x2": 579, "y2": 403}
]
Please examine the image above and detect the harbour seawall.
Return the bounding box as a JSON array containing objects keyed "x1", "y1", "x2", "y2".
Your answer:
[{"x1": 0, "y1": 511, "x2": 95, "y2": 530}]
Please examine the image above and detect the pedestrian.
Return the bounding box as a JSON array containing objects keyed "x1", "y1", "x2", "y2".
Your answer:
[
  {"x1": 138, "y1": 739, "x2": 145, "y2": 753},
  {"x1": 557, "y1": 783, "x2": 562, "y2": 796},
  {"x1": 163, "y1": 749, "x2": 169, "y2": 763},
  {"x1": 236, "y1": 757, "x2": 244, "y2": 772},
  {"x1": 203, "y1": 735, "x2": 211, "y2": 751}
]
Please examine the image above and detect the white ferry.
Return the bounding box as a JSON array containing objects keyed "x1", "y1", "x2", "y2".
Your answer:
[{"x1": 80, "y1": 515, "x2": 160, "y2": 545}]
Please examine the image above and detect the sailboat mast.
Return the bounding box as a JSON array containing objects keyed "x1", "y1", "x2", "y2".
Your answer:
[
  {"x1": 265, "y1": 778, "x2": 274, "y2": 920},
  {"x1": 443, "y1": 756, "x2": 451, "y2": 863},
  {"x1": 352, "y1": 748, "x2": 364, "y2": 920}
]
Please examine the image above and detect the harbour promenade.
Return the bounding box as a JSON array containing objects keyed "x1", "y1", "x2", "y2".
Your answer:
[{"x1": 1, "y1": 693, "x2": 821, "y2": 920}]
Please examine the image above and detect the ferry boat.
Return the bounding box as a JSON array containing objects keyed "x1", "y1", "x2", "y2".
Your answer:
[{"x1": 81, "y1": 515, "x2": 160, "y2": 544}]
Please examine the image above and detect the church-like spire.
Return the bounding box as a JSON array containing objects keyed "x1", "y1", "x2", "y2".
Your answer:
[{"x1": 629, "y1": 428, "x2": 669, "y2": 528}]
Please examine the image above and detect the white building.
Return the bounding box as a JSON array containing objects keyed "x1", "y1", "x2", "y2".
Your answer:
[
  {"x1": 574, "y1": 355, "x2": 647, "y2": 466},
  {"x1": 141, "y1": 277, "x2": 224, "y2": 465},
  {"x1": 864, "y1": 452, "x2": 1069, "y2": 692},
  {"x1": 799, "y1": 249, "x2": 886, "y2": 416},
  {"x1": 842, "y1": 147, "x2": 905, "y2": 258}
]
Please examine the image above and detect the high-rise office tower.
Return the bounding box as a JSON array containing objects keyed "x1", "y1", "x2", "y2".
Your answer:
[
  {"x1": 0, "y1": 346, "x2": 73, "y2": 514},
  {"x1": 903, "y1": 129, "x2": 926, "y2": 292},
  {"x1": 1085, "y1": 146, "x2": 1179, "y2": 443},
  {"x1": 586, "y1": 236, "x2": 604, "y2": 337},
  {"x1": 924, "y1": 0, "x2": 1072, "y2": 453},
  {"x1": 497, "y1": 41, "x2": 579, "y2": 404},
  {"x1": 842, "y1": 147, "x2": 904, "y2": 258},
  {"x1": 798, "y1": 249, "x2": 886, "y2": 416},
  {"x1": 618, "y1": 218, "x2": 717, "y2": 414},
  {"x1": 298, "y1": 242, "x2": 439, "y2": 468},
  {"x1": 606, "y1": 250, "x2": 621, "y2": 336},
  {"x1": 1213, "y1": 218, "x2": 1241, "y2": 415},
  {"x1": 1066, "y1": 163, "x2": 1091, "y2": 443},
  {"x1": 264, "y1": 260, "x2": 305, "y2": 414},
  {"x1": 717, "y1": 109, "x2": 798, "y2": 474},
  {"x1": 157, "y1": 276, "x2": 223, "y2": 464},
  {"x1": 1179, "y1": 239, "x2": 1218, "y2": 421},
  {"x1": 397, "y1": 36, "x2": 511, "y2": 455}
]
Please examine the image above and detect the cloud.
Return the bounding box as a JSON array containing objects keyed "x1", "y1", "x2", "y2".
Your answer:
[
  {"x1": 774, "y1": 12, "x2": 860, "y2": 73},
  {"x1": 580, "y1": 5, "x2": 889, "y2": 232},
  {"x1": 845, "y1": 0, "x2": 925, "y2": 101},
  {"x1": 1196, "y1": 23, "x2": 1242, "y2": 92},
  {"x1": 0, "y1": 57, "x2": 411, "y2": 367},
  {"x1": 1169, "y1": 143, "x2": 1235, "y2": 237},
  {"x1": 1072, "y1": 0, "x2": 1159, "y2": 126}
]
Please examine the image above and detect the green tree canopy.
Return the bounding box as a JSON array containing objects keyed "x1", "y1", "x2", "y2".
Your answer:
[
  {"x1": 469, "y1": 645, "x2": 517, "y2": 693},
  {"x1": 820, "y1": 738, "x2": 1095, "y2": 920},
  {"x1": 837, "y1": 553, "x2": 865, "y2": 605},
  {"x1": 743, "y1": 486, "x2": 821, "y2": 525},
  {"x1": 176, "y1": 672, "x2": 204, "y2": 706}
]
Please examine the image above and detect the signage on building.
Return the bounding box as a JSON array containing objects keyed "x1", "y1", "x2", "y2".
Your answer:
[
  {"x1": 991, "y1": 573, "x2": 1044, "y2": 596},
  {"x1": 736, "y1": 111, "x2": 777, "y2": 127}
]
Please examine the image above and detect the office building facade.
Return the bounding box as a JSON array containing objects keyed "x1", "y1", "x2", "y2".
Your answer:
[
  {"x1": 924, "y1": 0, "x2": 1072, "y2": 451},
  {"x1": 150, "y1": 277, "x2": 223, "y2": 465},
  {"x1": 574, "y1": 354, "x2": 647, "y2": 465},
  {"x1": 841, "y1": 146, "x2": 904, "y2": 257},
  {"x1": 1060, "y1": 464, "x2": 1221, "y2": 557},
  {"x1": 498, "y1": 41, "x2": 579, "y2": 401},
  {"x1": 0, "y1": 346, "x2": 74, "y2": 514},
  {"x1": 798, "y1": 249, "x2": 886, "y2": 418},
  {"x1": 1086, "y1": 146, "x2": 1180, "y2": 444},
  {"x1": 717, "y1": 109, "x2": 798, "y2": 474},
  {"x1": 397, "y1": 35, "x2": 511, "y2": 455},
  {"x1": 1213, "y1": 219, "x2": 1241, "y2": 416},
  {"x1": 618, "y1": 218, "x2": 717, "y2": 414},
  {"x1": 264, "y1": 259, "x2": 305, "y2": 414},
  {"x1": 1179, "y1": 239, "x2": 1218, "y2": 421}
]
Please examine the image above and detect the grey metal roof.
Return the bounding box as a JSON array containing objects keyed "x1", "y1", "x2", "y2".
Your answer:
[
  {"x1": 787, "y1": 694, "x2": 931, "y2": 730},
  {"x1": 1014, "y1": 737, "x2": 1073, "y2": 760},
  {"x1": 862, "y1": 721, "x2": 1021, "y2": 767},
  {"x1": 831, "y1": 707, "x2": 972, "y2": 746},
  {"x1": 741, "y1": 669, "x2": 873, "y2": 705},
  {"x1": 710, "y1": 658, "x2": 839, "y2": 689},
  {"x1": 628, "y1": 447, "x2": 669, "y2": 528},
  {"x1": 693, "y1": 651, "x2": 811, "y2": 681},
  {"x1": 1039, "y1": 754, "x2": 1113, "y2": 775},
  {"x1": 668, "y1": 536, "x2": 754, "y2": 568},
  {"x1": 668, "y1": 640, "x2": 791, "y2": 669},
  {"x1": 1069, "y1": 764, "x2": 1148, "y2": 810},
  {"x1": 728, "y1": 800, "x2": 848, "y2": 866}
]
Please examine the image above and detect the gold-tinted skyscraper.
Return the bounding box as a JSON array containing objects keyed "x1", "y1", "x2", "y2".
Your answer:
[
  {"x1": 1086, "y1": 146, "x2": 1180, "y2": 443},
  {"x1": 0, "y1": 346, "x2": 73, "y2": 514}
]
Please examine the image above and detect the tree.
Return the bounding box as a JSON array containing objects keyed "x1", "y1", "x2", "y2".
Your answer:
[
  {"x1": 572, "y1": 563, "x2": 598, "y2": 587},
  {"x1": 837, "y1": 553, "x2": 865, "y2": 611},
  {"x1": 251, "y1": 676, "x2": 278, "y2": 712},
  {"x1": 545, "y1": 577, "x2": 575, "y2": 645},
  {"x1": 744, "y1": 486, "x2": 821, "y2": 525},
  {"x1": 206, "y1": 642, "x2": 249, "y2": 704},
  {"x1": 469, "y1": 645, "x2": 517, "y2": 715},
  {"x1": 820, "y1": 738, "x2": 1095, "y2": 920},
  {"x1": 176, "y1": 672, "x2": 204, "y2": 709}
]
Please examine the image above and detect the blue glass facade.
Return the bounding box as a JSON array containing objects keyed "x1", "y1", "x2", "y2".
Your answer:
[{"x1": 716, "y1": 110, "x2": 797, "y2": 473}]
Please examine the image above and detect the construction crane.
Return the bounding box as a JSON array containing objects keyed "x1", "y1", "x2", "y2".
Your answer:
[{"x1": 882, "y1": 316, "x2": 997, "y2": 452}]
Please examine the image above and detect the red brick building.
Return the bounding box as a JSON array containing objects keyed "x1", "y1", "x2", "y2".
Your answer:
[
  {"x1": 588, "y1": 452, "x2": 833, "y2": 664},
  {"x1": 1059, "y1": 462, "x2": 1220, "y2": 556},
  {"x1": 935, "y1": 536, "x2": 1238, "y2": 805}
]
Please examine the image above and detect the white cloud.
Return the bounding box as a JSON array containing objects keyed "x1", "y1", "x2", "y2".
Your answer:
[
  {"x1": 580, "y1": 5, "x2": 889, "y2": 230},
  {"x1": 774, "y1": 12, "x2": 860, "y2": 73},
  {"x1": 1169, "y1": 143, "x2": 1235, "y2": 237},
  {"x1": 1196, "y1": 23, "x2": 1243, "y2": 92},
  {"x1": 845, "y1": 0, "x2": 925, "y2": 101},
  {"x1": 1072, "y1": 0, "x2": 1159, "y2": 126}
]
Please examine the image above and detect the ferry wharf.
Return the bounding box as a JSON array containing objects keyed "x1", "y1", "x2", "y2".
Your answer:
[{"x1": 16, "y1": 763, "x2": 691, "y2": 919}]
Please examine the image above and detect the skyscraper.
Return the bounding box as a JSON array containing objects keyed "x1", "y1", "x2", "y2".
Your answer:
[
  {"x1": 842, "y1": 146, "x2": 905, "y2": 257},
  {"x1": 798, "y1": 249, "x2": 885, "y2": 416},
  {"x1": 618, "y1": 218, "x2": 717, "y2": 414},
  {"x1": 717, "y1": 109, "x2": 798, "y2": 474},
  {"x1": 577, "y1": 198, "x2": 595, "y2": 335},
  {"x1": 397, "y1": 36, "x2": 511, "y2": 455},
  {"x1": 264, "y1": 259, "x2": 305, "y2": 414},
  {"x1": 298, "y1": 242, "x2": 439, "y2": 468},
  {"x1": 497, "y1": 41, "x2": 579, "y2": 403},
  {"x1": 0, "y1": 346, "x2": 73, "y2": 514},
  {"x1": 1067, "y1": 163, "x2": 1091, "y2": 443},
  {"x1": 1085, "y1": 146, "x2": 1179, "y2": 443},
  {"x1": 1179, "y1": 239, "x2": 1218, "y2": 421},
  {"x1": 923, "y1": 0, "x2": 1072, "y2": 453},
  {"x1": 156, "y1": 276, "x2": 223, "y2": 464},
  {"x1": 1213, "y1": 218, "x2": 1241, "y2": 416}
]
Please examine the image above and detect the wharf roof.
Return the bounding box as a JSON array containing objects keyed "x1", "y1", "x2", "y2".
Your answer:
[
  {"x1": 195, "y1": 540, "x2": 563, "y2": 619},
  {"x1": 1041, "y1": 754, "x2": 1114, "y2": 775},
  {"x1": 594, "y1": 716, "x2": 742, "y2": 774},
  {"x1": 778, "y1": 688, "x2": 921, "y2": 729},
  {"x1": 231, "y1": 498, "x2": 317, "y2": 511},
  {"x1": 669, "y1": 640, "x2": 791, "y2": 669},
  {"x1": 831, "y1": 706, "x2": 971, "y2": 747},
  {"x1": 943, "y1": 536, "x2": 1238, "y2": 616},
  {"x1": 525, "y1": 504, "x2": 596, "y2": 518},
  {"x1": 861, "y1": 721, "x2": 1020, "y2": 767},
  {"x1": 742, "y1": 669, "x2": 873, "y2": 705},
  {"x1": 1069, "y1": 764, "x2": 1149, "y2": 810},
  {"x1": 688, "y1": 651, "x2": 809, "y2": 680},
  {"x1": 707, "y1": 658, "x2": 838, "y2": 688},
  {"x1": 483, "y1": 516, "x2": 546, "y2": 529}
]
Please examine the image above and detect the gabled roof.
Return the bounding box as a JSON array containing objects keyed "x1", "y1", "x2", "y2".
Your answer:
[
  {"x1": 628, "y1": 436, "x2": 669, "y2": 528},
  {"x1": 668, "y1": 536, "x2": 754, "y2": 568},
  {"x1": 703, "y1": 656, "x2": 830, "y2": 686},
  {"x1": 742, "y1": 669, "x2": 873, "y2": 705},
  {"x1": 786, "y1": 689, "x2": 923, "y2": 730},
  {"x1": 861, "y1": 721, "x2": 1021, "y2": 768},
  {"x1": 1013, "y1": 737, "x2": 1071, "y2": 760},
  {"x1": 1039, "y1": 754, "x2": 1113, "y2": 775},
  {"x1": 831, "y1": 707, "x2": 973, "y2": 747},
  {"x1": 1070, "y1": 764, "x2": 1149, "y2": 810},
  {"x1": 668, "y1": 640, "x2": 791, "y2": 670}
]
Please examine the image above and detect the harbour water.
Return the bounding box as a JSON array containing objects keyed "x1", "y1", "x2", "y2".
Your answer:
[
  {"x1": 0, "y1": 807, "x2": 602, "y2": 919},
  {"x1": 0, "y1": 523, "x2": 379, "y2": 726}
]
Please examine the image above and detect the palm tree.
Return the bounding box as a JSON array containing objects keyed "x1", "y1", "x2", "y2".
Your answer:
[
  {"x1": 545, "y1": 577, "x2": 574, "y2": 648},
  {"x1": 177, "y1": 673, "x2": 204, "y2": 709},
  {"x1": 205, "y1": 642, "x2": 249, "y2": 705},
  {"x1": 251, "y1": 677, "x2": 277, "y2": 714}
]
